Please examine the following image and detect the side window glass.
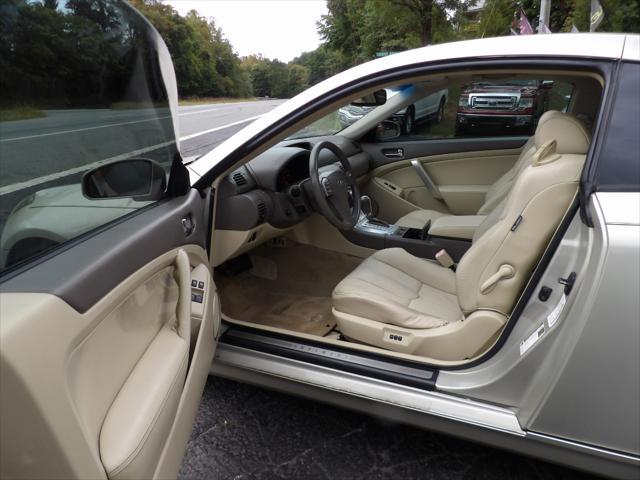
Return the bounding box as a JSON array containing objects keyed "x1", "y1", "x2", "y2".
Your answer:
[
  {"x1": 594, "y1": 62, "x2": 640, "y2": 191},
  {"x1": 378, "y1": 78, "x2": 574, "y2": 141},
  {"x1": 0, "y1": 1, "x2": 178, "y2": 272}
]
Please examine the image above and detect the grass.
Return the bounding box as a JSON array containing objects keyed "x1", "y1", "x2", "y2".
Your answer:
[
  {"x1": 179, "y1": 96, "x2": 257, "y2": 106},
  {"x1": 0, "y1": 106, "x2": 47, "y2": 122}
]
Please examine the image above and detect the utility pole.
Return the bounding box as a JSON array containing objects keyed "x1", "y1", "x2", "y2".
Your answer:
[{"x1": 539, "y1": 0, "x2": 551, "y2": 33}]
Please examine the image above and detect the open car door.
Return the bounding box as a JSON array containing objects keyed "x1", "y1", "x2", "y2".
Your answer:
[{"x1": 0, "y1": 3, "x2": 218, "y2": 478}]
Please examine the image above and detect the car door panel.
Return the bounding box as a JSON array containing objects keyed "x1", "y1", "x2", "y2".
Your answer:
[
  {"x1": 362, "y1": 148, "x2": 522, "y2": 221},
  {"x1": 0, "y1": 190, "x2": 218, "y2": 480}
]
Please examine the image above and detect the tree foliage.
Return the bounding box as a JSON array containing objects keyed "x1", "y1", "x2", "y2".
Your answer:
[
  {"x1": 2, "y1": 0, "x2": 638, "y2": 104},
  {"x1": 129, "y1": 0, "x2": 251, "y2": 97},
  {"x1": 1, "y1": 0, "x2": 167, "y2": 107}
]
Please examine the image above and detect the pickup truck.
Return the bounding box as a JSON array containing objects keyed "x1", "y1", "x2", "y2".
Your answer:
[{"x1": 455, "y1": 79, "x2": 552, "y2": 135}]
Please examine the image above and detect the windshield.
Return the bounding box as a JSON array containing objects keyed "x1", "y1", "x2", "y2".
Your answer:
[{"x1": 286, "y1": 109, "x2": 347, "y2": 140}]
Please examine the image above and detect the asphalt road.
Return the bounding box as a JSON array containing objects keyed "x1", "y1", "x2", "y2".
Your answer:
[
  {"x1": 0, "y1": 100, "x2": 284, "y2": 228},
  {"x1": 0, "y1": 100, "x2": 284, "y2": 191},
  {"x1": 179, "y1": 377, "x2": 600, "y2": 480}
]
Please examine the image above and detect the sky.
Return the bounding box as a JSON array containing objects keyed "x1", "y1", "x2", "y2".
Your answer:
[{"x1": 165, "y1": 1, "x2": 328, "y2": 62}]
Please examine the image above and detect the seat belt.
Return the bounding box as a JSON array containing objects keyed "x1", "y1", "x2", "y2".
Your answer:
[{"x1": 435, "y1": 249, "x2": 455, "y2": 269}]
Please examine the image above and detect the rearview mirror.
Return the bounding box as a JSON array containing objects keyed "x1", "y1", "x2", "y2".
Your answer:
[
  {"x1": 540, "y1": 80, "x2": 555, "y2": 89},
  {"x1": 82, "y1": 159, "x2": 166, "y2": 201},
  {"x1": 351, "y1": 89, "x2": 387, "y2": 107}
]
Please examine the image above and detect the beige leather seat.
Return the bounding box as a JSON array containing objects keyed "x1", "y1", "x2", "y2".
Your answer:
[
  {"x1": 395, "y1": 110, "x2": 562, "y2": 229},
  {"x1": 333, "y1": 113, "x2": 591, "y2": 360}
]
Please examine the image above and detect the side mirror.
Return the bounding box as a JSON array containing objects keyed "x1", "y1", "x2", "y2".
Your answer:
[
  {"x1": 82, "y1": 159, "x2": 166, "y2": 201},
  {"x1": 351, "y1": 89, "x2": 387, "y2": 107},
  {"x1": 540, "y1": 80, "x2": 555, "y2": 90},
  {"x1": 374, "y1": 120, "x2": 402, "y2": 141}
]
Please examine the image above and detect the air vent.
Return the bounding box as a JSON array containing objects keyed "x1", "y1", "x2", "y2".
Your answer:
[
  {"x1": 231, "y1": 171, "x2": 247, "y2": 187},
  {"x1": 256, "y1": 200, "x2": 267, "y2": 222}
]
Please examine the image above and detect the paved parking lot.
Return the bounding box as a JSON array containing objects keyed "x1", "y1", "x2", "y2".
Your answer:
[{"x1": 179, "y1": 377, "x2": 600, "y2": 480}]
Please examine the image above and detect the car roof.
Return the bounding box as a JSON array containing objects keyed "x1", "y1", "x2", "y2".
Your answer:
[{"x1": 189, "y1": 33, "x2": 636, "y2": 181}]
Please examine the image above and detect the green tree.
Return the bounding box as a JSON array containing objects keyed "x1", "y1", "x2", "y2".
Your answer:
[
  {"x1": 478, "y1": 0, "x2": 515, "y2": 37},
  {"x1": 390, "y1": 0, "x2": 472, "y2": 46},
  {"x1": 286, "y1": 64, "x2": 310, "y2": 97}
]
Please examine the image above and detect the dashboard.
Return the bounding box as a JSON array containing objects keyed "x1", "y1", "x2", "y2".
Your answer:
[
  {"x1": 215, "y1": 136, "x2": 371, "y2": 232},
  {"x1": 276, "y1": 157, "x2": 309, "y2": 191}
]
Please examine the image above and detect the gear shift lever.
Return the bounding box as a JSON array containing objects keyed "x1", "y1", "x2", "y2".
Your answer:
[
  {"x1": 359, "y1": 195, "x2": 389, "y2": 227},
  {"x1": 360, "y1": 195, "x2": 374, "y2": 220}
]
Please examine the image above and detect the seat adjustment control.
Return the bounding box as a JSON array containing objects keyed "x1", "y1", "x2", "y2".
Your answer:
[{"x1": 480, "y1": 264, "x2": 515, "y2": 294}]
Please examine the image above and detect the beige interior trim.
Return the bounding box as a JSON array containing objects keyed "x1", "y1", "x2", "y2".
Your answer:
[
  {"x1": 221, "y1": 314, "x2": 493, "y2": 367},
  {"x1": 363, "y1": 177, "x2": 450, "y2": 222},
  {"x1": 154, "y1": 286, "x2": 219, "y2": 480},
  {"x1": 334, "y1": 308, "x2": 506, "y2": 361},
  {"x1": 363, "y1": 149, "x2": 521, "y2": 219},
  {"x1": 0, "y1": 245, "x2": 216, "y2": 480},
  {"x1": 429, "y1": 215, "x2": 487, "y2": 240},
  {"x1": 287, "y1": 214, "x2": 374, "y2": 259},
  {"x1": 212, "y1": 223, "x2": 292, "y2": 266},
  {"x1": 366, "y1": 149, "x2": 521, "y2": 182}
]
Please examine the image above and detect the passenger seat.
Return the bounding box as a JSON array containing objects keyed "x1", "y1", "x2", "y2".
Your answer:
[{"x1": 395, "y1": 110, "x2": 569, "y2": 229}]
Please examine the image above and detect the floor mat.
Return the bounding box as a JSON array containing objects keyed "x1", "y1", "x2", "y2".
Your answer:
[{"x1": 216, "y1": 242, "x2": 363, "y2": 336}]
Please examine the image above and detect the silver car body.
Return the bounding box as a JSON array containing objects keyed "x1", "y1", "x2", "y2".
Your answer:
[
  {"x1": 338, "y1": 86, "x2": 448, "y2": 128},
  {"x1": 189, "y1": 33, "x2": 639, "y2": 479},
  {"x1": 1, "y1": 26, "x2": 638, "y2": 479}
]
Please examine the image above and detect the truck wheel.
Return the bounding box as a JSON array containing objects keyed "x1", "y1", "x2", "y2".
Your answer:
[{"x1": 404, "y1": 106, "x2": 415, "y2": 134}]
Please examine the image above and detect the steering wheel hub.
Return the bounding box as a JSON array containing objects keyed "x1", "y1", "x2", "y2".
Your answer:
[{"x1": 309, "y1": 141, "x2": 360, "y2": 230}]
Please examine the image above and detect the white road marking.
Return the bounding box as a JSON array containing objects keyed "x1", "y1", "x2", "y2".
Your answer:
[
  {"x1": 1, "y1": 115, "x2": 172, "y2": 143},
  {"x1": 179, "y1": 115, "x2": 262, "y2": 141},
  {"x1": 177, "y1": 105, "x2": 244, "y2": 117},
  {"x1": 0, "y1": 114, "x2": 262, "y2": 196},
  {"x1": 0, "y1": 104, "x2": 251, "y2": 143}
]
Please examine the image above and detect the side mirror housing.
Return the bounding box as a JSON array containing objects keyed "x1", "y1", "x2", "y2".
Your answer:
[
  {"x1": 351, "y1": 89, "x2": 387, "y2": 107},
  {"x1": 374, "y1": 120, "x2": 402, "y2": 141},
  {"x1": 82, "y1": 159, "x2": 166, "y2": 201}
]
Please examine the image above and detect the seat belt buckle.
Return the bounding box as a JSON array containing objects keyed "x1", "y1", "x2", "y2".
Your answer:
[{"x1": 435, "y1": 249, "x2": 454, "y2": 269}]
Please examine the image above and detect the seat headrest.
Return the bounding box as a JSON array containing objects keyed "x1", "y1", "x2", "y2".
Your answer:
[
  {"x1": 534, "y1": 112, "x2": 591, "y2": 154},
  {"x1": 537, "y1": 109, "x2": 562, "y2": 126}
]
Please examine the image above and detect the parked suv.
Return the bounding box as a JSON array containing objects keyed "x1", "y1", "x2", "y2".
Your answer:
[
  {"x1": 455, "y1": 79, "x2": 553, "y2": 135},
  {"x1": 339, "y1": 86, "x2": 448, "y2": 134}
]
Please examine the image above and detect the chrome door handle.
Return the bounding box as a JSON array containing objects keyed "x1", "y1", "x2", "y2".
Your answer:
[
  {"x1": 410, "y1": 159, "x2": 443, "y2": 200},
  {"x1": 383, "y1": 148, "x2": 404, "y2": 159}
]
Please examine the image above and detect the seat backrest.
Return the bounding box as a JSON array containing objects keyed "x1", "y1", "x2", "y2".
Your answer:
[
  {"x1": 477, "y1": 110, "x2": 562, "y2": 215},
  {"x1": 455, "y1": 113, "x2": 591, "y2": 315}
]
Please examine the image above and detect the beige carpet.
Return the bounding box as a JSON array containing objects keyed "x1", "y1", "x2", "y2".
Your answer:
[{"x1": 216, "y1": 242, "x2": 363, "y2": 336}]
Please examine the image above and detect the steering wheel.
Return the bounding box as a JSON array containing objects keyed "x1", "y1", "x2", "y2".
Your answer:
[{"x1": 309, "y1": 141, "x2": 360, "y2": 230}]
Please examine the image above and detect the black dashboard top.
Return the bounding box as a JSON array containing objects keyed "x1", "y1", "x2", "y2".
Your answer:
[{"x1": 216, "y1": 136, "x2": 371, "y2": 231}]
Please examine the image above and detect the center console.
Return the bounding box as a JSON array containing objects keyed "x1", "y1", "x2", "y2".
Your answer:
[{"x1": 345, "y1": 214, "x2": 472, "y2": 262}]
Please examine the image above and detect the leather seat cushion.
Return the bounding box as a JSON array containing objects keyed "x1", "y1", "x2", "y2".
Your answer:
[
  {"x1": 333, "y1": 248, "x2": 462, "y2": 329},
  {"x1": 395, "y1": 209, "x2": 446, "y2": 229}
]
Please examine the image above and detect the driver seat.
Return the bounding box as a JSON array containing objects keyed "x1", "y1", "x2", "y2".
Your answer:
[{"x1": 332, "y1": 113, "x2": 591, "y2": 360}]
